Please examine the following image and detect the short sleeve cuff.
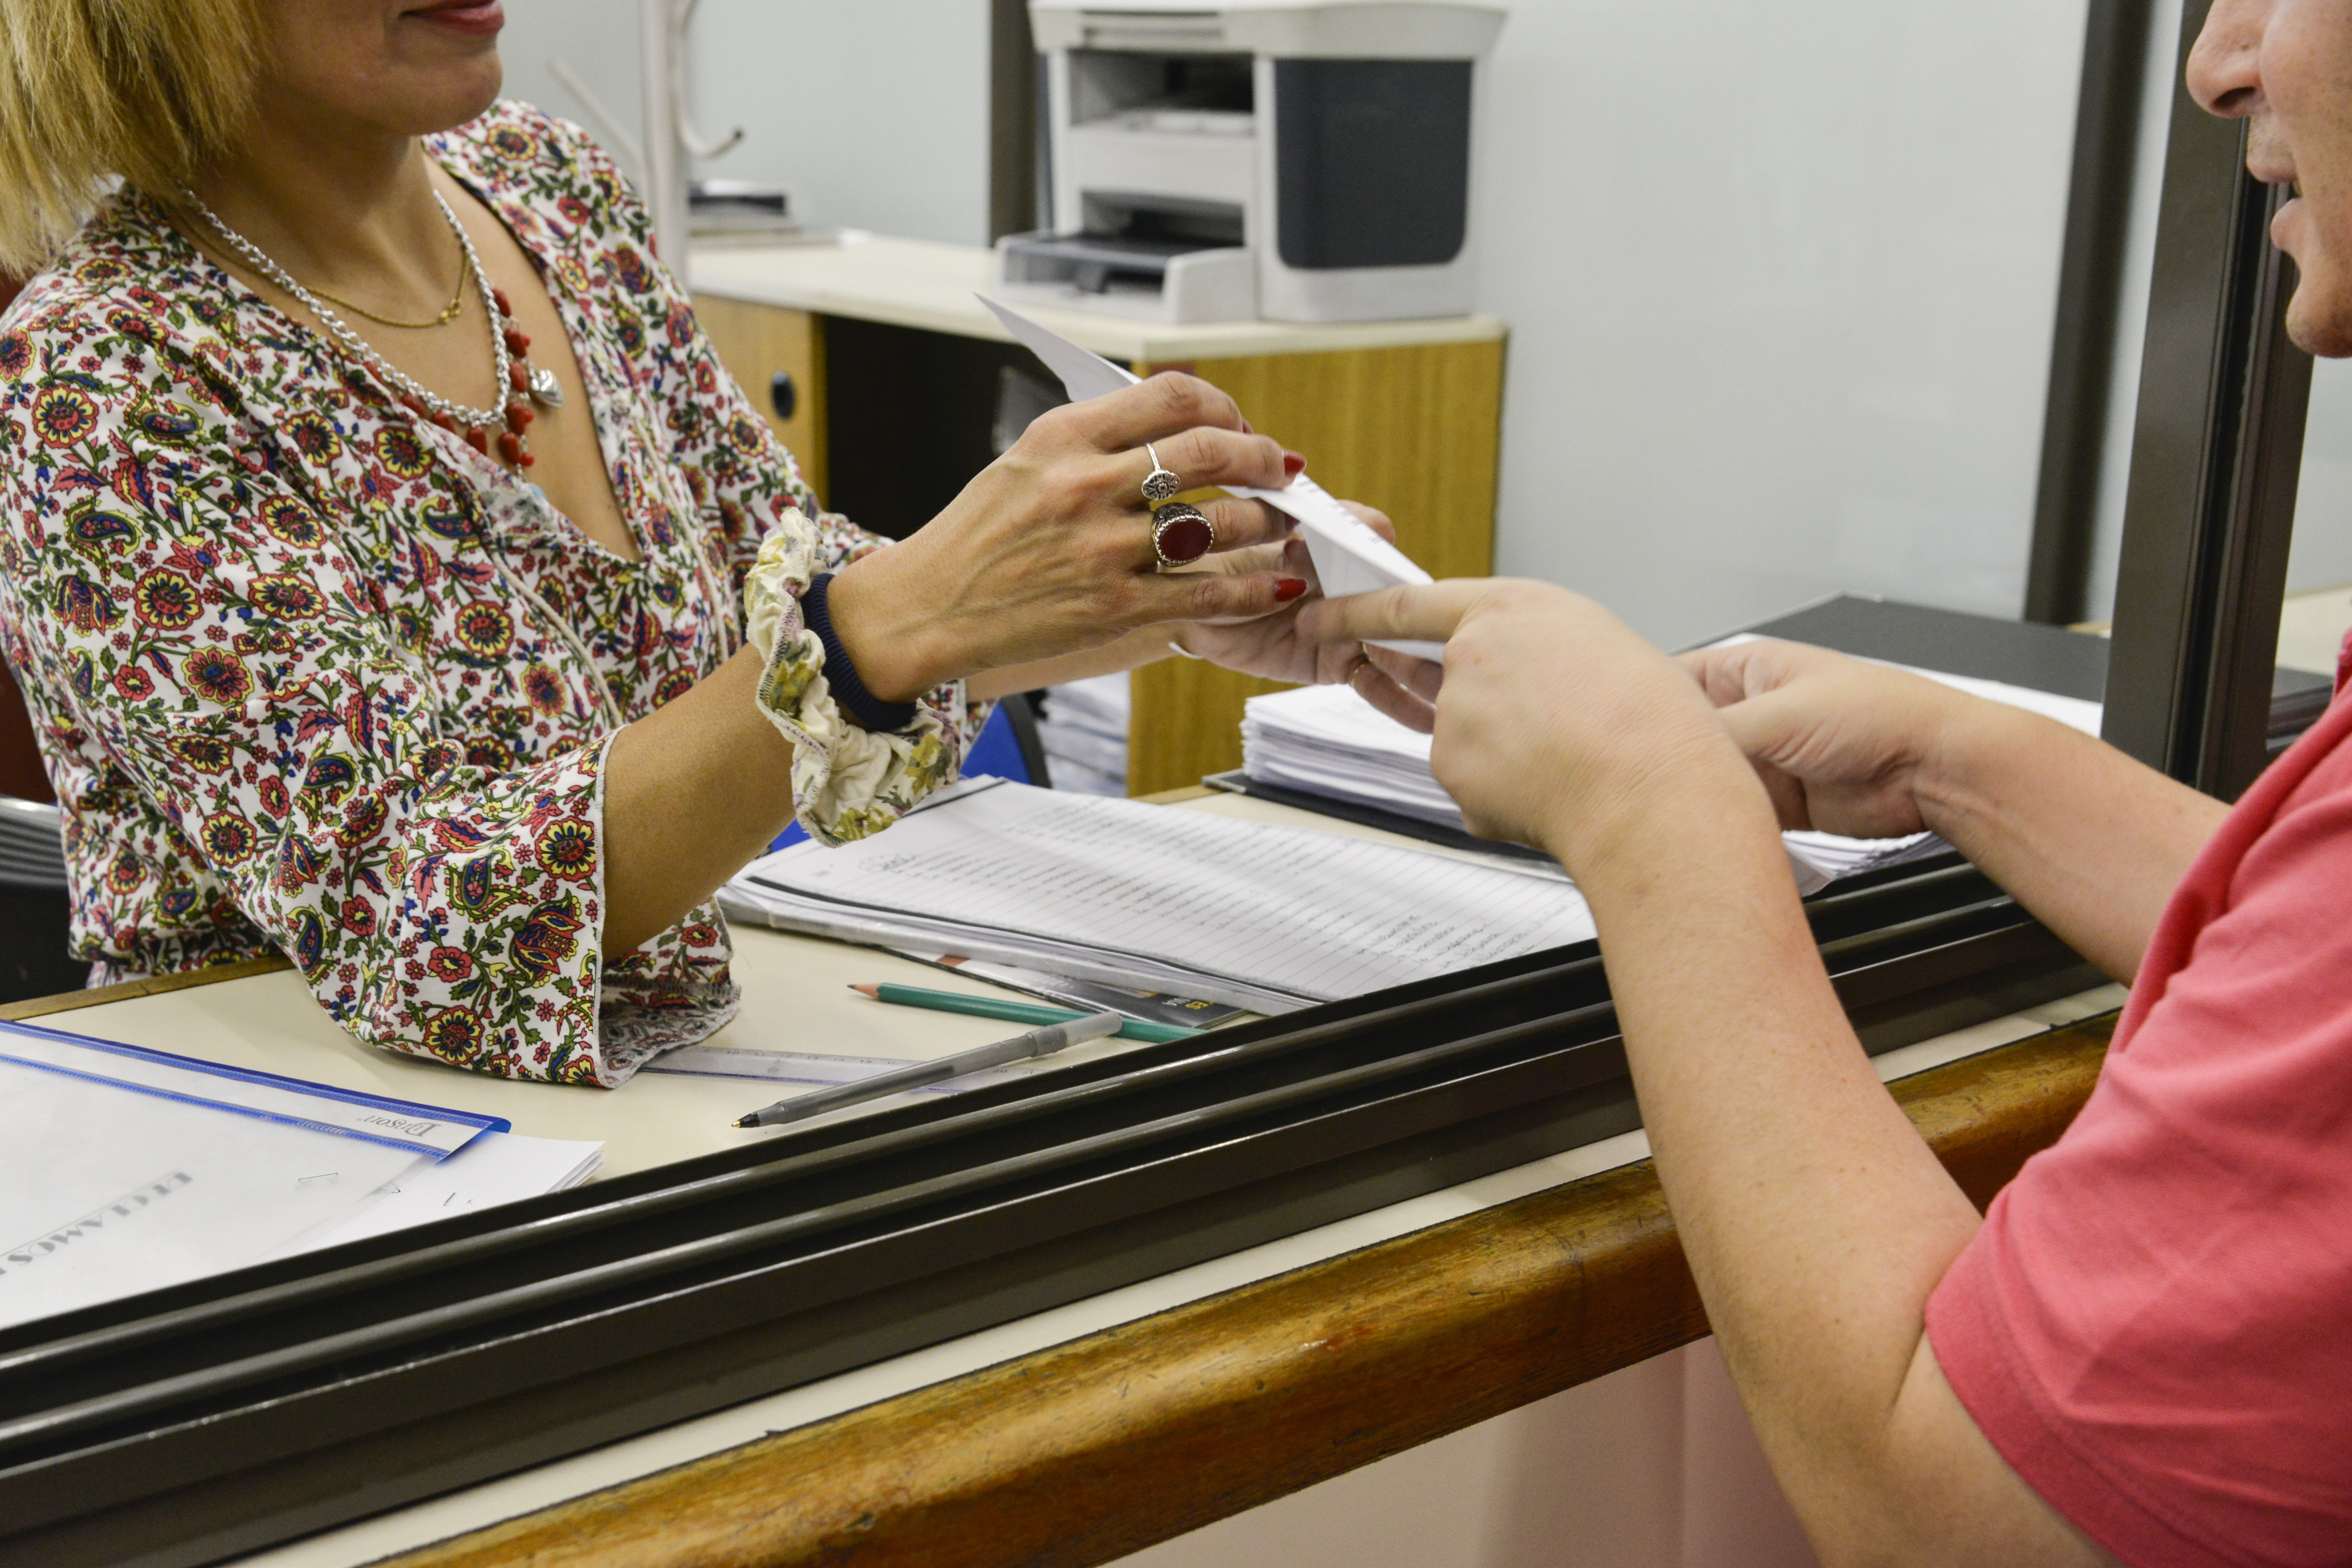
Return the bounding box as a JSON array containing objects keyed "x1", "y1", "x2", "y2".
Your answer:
[{"x1": 1927, "y1": 1223, "x2": 2240, "y2": 1568}]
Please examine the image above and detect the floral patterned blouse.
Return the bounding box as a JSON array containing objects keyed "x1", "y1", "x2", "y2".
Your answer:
[{"x1": 0, "y1": 103, "x2": 981, "y2": 1086}]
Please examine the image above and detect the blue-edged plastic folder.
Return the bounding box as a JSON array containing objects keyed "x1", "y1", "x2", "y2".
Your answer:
[{"x1": 0, "y1": 1018, "x2": 510, "y2": 1326}]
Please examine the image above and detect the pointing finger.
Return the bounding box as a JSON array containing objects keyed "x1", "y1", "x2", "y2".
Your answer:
[{"x1": 1294, "y1": 579, "x2": 1485, "y2": 647}]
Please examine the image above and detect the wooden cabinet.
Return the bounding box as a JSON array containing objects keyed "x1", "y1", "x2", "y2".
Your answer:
[
  {"x1": 692, "y1": 293, "x2": 828, "y2": 499},
  {"x1": 1127, "y1": 337, "x2": 1503, "y2": 794},
  {"x1": 688, "y1": 239, "x2": 1505, "y2": 797}
]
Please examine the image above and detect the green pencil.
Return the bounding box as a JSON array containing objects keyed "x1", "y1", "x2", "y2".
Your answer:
[{"x1": 850, "y1": 982, "x2": 1201, "y2": 1043}]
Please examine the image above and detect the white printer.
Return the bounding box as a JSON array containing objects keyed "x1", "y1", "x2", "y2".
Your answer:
[{"x1": 1000, "y1": 1, "x2": 1507, "y2": 324}]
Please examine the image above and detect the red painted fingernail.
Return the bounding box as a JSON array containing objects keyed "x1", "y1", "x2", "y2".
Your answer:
[
  {"x1": 1283, "y1": 452, "x2": 1306, "y2": 478},
  {"x1": 1275, "y1": 577, "x2": 1309, "y2": 602}
]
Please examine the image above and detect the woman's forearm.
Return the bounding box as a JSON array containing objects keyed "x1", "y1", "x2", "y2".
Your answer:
[
  {"x1": 1917, "y1": 701, "x2": 2226, "y2": 982},
  {"x1": 599, "y1": 626, "x2": 1183, "y2": 954},
  {"x1": 600, "y1": 646, "x2": 799, "y2": 955}
]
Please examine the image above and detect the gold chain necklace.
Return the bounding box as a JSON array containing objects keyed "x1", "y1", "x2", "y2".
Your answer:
[{"x1": 306, "y1": 254, "x2": 467, "y2": 330}]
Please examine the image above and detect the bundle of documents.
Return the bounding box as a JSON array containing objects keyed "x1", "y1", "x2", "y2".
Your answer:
[
  {"x1": 0, "y1": 1019, "x2": 598, "y2": 1324},
  {"x1": 720, "y1": 778, "x2": 1602, "y2": 1014},
  {"x1": 1035, "y1": 672, "x2": 1130, "y2": 796},
  {"x1": 0, "y1": 795, "x2": 67, "y2": 889},
  {"x1": 1239, "y1": 683, "x2": 1953, "y2": 894}
]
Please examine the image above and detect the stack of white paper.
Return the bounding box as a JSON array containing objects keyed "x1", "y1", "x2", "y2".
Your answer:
[
  {"x1": 720, "y1": 778, "x2": 1601, "y2": 1014},
  {"x1": 0, "y1": 796, "x2": 66, "y2": 889},
  {"x1": 1036, "y1": 672, "x2": 1130, "y2": 796},
  {"x1": 1242, "y1": 683, "x2": 1462, "y2": 829},
  {"x1": 1240, "y1": 684, "x2": 1954, "y2": 895}
]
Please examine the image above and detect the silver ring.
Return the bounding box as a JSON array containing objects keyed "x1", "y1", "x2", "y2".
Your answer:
[
  {"x1": 1151, "y1": 502, "x2": 1215, "y2": 569},
  {"x1": 1141, "y1": 443, "x2": 1182, "y2": 506}
]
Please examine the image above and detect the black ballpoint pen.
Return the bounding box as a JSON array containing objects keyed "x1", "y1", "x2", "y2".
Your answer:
[{"x1": 732, "y1": 1010, "x2": 1127, "y2": 1128}]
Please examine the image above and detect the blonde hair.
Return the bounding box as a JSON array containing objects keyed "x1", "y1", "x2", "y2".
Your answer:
[{"x1": 0, "y1": 0, "x2": 262, "y2": 275}]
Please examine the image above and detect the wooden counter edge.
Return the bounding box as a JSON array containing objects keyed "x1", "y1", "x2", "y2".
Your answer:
[
  {"x1": 0, "y1": 954, "x2": 292, "y2": 1023},
  {"x1": 383, "y1": 1012, "x2": 2117, "y2": 1568}
]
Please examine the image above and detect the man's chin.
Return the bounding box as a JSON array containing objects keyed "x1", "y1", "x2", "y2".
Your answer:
[{"x1": 2284, "y1": 271, "x2": 2352, "y2": 357}]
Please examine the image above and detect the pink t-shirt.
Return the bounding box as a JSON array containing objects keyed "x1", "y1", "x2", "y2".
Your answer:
[{"x1": 1927, "y1": 669, "x2": 2352, "y2": 1565}]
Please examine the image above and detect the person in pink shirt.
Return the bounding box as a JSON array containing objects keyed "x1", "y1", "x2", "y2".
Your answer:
[{"x1": 1303, "y1": 2, "x2": 2349, "y2": 1563}]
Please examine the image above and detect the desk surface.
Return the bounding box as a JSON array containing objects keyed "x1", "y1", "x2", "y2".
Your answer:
[
  {"x1": 687, "y1": 235, "x2": 1508, "y2": 363},
  {"x1": 3, "y1": 792, "x2": 1532, "y2": 1179}
]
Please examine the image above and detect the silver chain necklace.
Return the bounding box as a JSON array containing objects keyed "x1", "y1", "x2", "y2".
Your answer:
[{"x1": 178, "y1": 184, "x2": 552, "y2": 433}]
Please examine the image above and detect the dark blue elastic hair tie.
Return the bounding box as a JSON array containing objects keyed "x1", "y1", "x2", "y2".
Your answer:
[{"x1": 802, "y1": 573, "x2": 919, "y2": 734}]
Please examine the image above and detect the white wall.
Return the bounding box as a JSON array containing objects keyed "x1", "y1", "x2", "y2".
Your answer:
[
  {"x1": 1474, "y1": 0, "x2": 2089, "y2": 648},
  {"x1": 493, "y1": 1, "x2": 2096, "y2": 648},
  {"x1": 491, "y1": 0, "x2": 991, "y2": 246},
  {"x1": 2288, "y1": 359, "x2": 2352, "y2": 594},
  {"x1": 495, "y1": 0, "x2": 650, "y2": 187},
  {"x1": 683, "y1": 0, "x2": 991, "y2": 245}
]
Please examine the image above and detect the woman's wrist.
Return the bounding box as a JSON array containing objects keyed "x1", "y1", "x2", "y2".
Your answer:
[
  {"x1": 823, "y1": 549, "x2": 951, "y2": 703},
  {"x1": 801, "y1": 574, "x2": 922, "y2": 731},
  {"x1": 1535, "y1": 723, "x2": 1769, "y2": 887},
  {"x1": 1908, "y1": 689, "x2": 2038, "y2": 847}
]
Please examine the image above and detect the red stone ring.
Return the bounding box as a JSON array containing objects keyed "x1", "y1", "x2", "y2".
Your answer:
[{"x1": 1152, "y1": 502, "x2": 1216, "y2": 569}]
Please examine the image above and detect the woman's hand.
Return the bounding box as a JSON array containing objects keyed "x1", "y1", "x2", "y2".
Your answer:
[
  {"x1": 824, "y1": 374, "x2": 1302, "y2": 701},
  {"x1": 1678, "y1": 638, "x2": 1974, "y2": 841},
  {"x1": 1164, "y1": 501, "x2": 1402, "y2": 686}
]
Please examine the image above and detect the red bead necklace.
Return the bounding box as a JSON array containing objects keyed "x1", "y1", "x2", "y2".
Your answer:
[{"x1": 398, "y1": 285, "x2": 541, "y2": 470}]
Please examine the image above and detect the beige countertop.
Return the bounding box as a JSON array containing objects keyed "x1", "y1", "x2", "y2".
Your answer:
[{"x1": 686, "y1": 233, "x2": 1507, "y2": 363}]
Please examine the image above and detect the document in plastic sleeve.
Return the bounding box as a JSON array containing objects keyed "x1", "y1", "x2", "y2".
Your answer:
[{"x1": 0, "y1": 1020, "x2": 516, "y2": 1324}]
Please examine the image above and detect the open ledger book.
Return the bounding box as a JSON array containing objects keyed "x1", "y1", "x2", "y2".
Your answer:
[
  {"x1": 722, "y1": 778, "x2": 1596, "y2": 1014},
  {"x1": 718, "y1": 776, "x2": 1985, "y2": 1016}
]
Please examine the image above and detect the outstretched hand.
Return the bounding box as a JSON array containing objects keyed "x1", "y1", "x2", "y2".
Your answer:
[{"x1": 1295, "y1": 578, "x2": 1752, "y2": 868}]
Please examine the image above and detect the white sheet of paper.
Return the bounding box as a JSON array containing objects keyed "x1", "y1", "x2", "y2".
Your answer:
[
  {"x1": 289, "y1": 1131, "x2": 605, "y2": 1252},
  {"x1": 0, "y1": 1020, "x2": 518, "y2": 1322},
  {"x1": 0, "y1": 1047, "x2": 428, "y2": 1325},
  {"x1": 977, "y1": 295, "x2": 1447, "y2": 662}
]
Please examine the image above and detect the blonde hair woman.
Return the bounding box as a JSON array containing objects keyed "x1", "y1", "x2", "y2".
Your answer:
[{"x1": 0, "y1": 0, "x2": 1379, "y2": 1083}]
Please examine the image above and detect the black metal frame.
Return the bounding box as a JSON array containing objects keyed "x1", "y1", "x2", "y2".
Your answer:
[
  {"x1": 2103, "y1": 0, "x2": 2315, "y2": 795},
  {"x1": 2026, "y1": 0, "x2": 2156, "y2": 626},
  {"x1": 0, "y1": 860, "x2": 2095, "y2": 1568},
  {"x1": 988, "y1": 0, "x2": 1041, "y2": 242}
]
